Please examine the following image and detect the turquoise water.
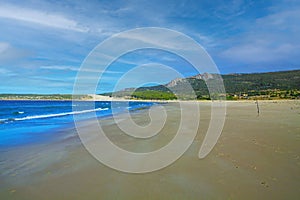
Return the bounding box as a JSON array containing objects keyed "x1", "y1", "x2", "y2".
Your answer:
[{"x1": 0, "y1": 100, "x2": 153, "y2": 147}]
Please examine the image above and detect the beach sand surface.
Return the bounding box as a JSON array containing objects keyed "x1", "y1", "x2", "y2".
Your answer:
[{"x1": 0, "y1": 101, "x2": 299, "y2": 199}]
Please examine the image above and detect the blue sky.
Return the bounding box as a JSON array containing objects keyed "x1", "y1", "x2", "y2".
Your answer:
[{"x1": 0, "y1": 0, "x2": 299, "y2": 94}]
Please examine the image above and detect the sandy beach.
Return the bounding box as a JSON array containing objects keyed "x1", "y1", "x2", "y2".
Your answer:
[{"x1": 0, "y1": 100, "x2": 299, "y2": 199}]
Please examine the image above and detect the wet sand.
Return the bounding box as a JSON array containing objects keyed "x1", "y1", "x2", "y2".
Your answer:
[{"x1": 0, "y1": 101, "x2": 300, "y2": 199}]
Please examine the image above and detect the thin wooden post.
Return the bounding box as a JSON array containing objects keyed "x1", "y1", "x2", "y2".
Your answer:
[{"x1": 255, "y1": 99, "x2": 260, "y2": 116}]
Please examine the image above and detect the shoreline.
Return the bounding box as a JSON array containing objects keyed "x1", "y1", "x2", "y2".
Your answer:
[
  {"x1": 1, "y1": 97, "x2": 299, "y2": 102},
  {"x1": 1, "y1": 93, "x2": 299, "y2": 102},
  {"x1": 1, "y1": 101, "x2": 299, "y2": 199}
]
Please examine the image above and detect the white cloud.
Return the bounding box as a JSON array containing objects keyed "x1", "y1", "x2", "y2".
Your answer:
[
  {"x1": 213, "y1": 0, "x2": 246, "y2": 20},
  {"x1": 0, "y1": 42, "x2": 10, "y2": 53},
  {"x1": 219, "y1": 6, "x2": 300, "y2": 66},
  {"x1": 0, "y1": 68, "x2": 16, "y2": 76},
  {"x1": 119, "y1": 29, "x2": 193, "y2": 51},
  {"x1": 40, "y1": 65, "x2": 123, "y2": 74},
  {"x1": 256, "y1": 9, "x2": 300, "y2": 32},
  {"x1": 221, "y1": 43, "x2": 299, "y2": 63},
  {"x1": 0, "y1": 42, "x2": 30, "y2": 62},
  {"x1": 0, "y1": 68, "x2": 10, "y2": 74},
  {"x1": 0, "y1": 4, "x2": 89, "y2": 32},
  {"x1": 40, "y1": 65, "x2": 79, "y2": 72}
]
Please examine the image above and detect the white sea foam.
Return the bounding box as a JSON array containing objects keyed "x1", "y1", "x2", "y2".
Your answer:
[{"x1": 11, "y1": 107, "x2": 109, "y2": 121}]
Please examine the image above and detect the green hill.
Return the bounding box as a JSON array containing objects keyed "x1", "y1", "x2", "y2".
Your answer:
[{"x1": 102, "y1": 70, "x2": 300, "y2": 100}]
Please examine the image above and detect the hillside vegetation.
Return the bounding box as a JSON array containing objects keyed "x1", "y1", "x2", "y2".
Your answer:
[{"x1": 102, "y1": 70, "x2": 300, "y2": 100}]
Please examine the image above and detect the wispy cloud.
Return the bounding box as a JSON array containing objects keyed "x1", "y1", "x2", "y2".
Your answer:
[
  {"x1": 0, "y1": 68, "x2": 16, "y2": 76},
  {"x1": 0, "y1": 42, "x2": 10, "y2": 53},
  {"x1": 0, "y1": 4, "x2": 89, "y2": 32},
  {"x1": 118, "y1": 28, "x2": 203, "y2": 52},
  {"x1": 40, "y1": 65, "x2": 80, "y2": 72},
  {"x1": 218, "y1": 3, "x2": 300, "y2": 70},
  {"x1": 1, "y1": 0, "x2": 299, "y2": 93},
  {"x1": 40, "y1": 65, "x2": 123, "y2": 74},
  {"x1": 221, "y1": 43, "x2": 299, "y2": 63},
  {"x1": 0, "y1": 42, "x2": 30, "y2": 63}
]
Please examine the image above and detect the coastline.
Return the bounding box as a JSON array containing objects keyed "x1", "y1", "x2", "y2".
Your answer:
[
  {"x1": 1, "y1": 98, "x2": 299, "y2": 103},
  {"x1": 1, "y1": 93, "x2": 299, "y2": 102},
  {"x1": 1, "y1": 100, "x2": 299, "y2": 199}
]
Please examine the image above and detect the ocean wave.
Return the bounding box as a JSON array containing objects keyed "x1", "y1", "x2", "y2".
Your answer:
[
  {"x1": 12, "y1": 111, "x2": 24, "y2": 115},
  {"x1": 0, "y1": 107, "x2": 109, "y2": 122}
]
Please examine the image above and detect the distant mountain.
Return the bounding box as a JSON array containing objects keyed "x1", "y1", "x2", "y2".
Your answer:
[{"x1": 101, "y1": 70, "x2": 300, "y2": 100}]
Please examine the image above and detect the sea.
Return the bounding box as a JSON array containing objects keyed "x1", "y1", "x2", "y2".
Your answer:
[{"x1": 0, "y1": 100, "x2": 154, "y2": 147}]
